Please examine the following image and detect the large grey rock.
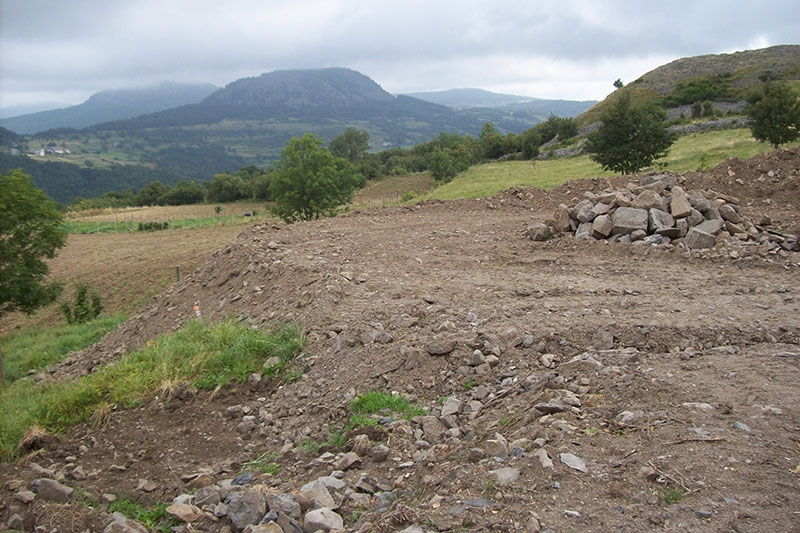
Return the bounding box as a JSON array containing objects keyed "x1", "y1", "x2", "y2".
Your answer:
[
  {"x1": 688, "y1": 191, "x2": 712, "y2": 213},
  {"x1": 648, "y1": 209, "x2": 675, "y2": 233},
  {"x1": 527, "y1": 222, "x2": 552, "y2": 241},
  {"x1": 441, "y1": 396, "x2": 462, "y2": 417},
  {"x1": 705, "y1": 206, "x2": 721, "y2": 220},
  {"x1": 687, "y1": 208, "x2": 705, "y2": 227},
  {"x1": 267, "y1": 493, "x2": 302, "y2": 520},
  {"x1": 591, "y1": 214, "x2": 613, "y2": 238},
  {"x1": 418, "y1": 415, "x2": 447, "y2": 442},
  {"x1": 194, "y1": 486, "x2": 220, "y2": 507},
  {"x1": 591, "y1": 202, "x2": 612, "y2": 217},
  {"x1": 632, "y1": 189, "x2": 666, "y2": 211},
  {"x1": 485, "y1": 433, "x2": 509, "y2": 458},
  {"x1": 571, "y1": 199, "x2": 595, "y2": 222},
  {"x1": 676, "y1": 218, "x2": 689, "y2": 237},
  {"x1": 227, "y1": 490, "x2": 266, "y2": 530},
  {"x1": 553, "y1": 204, "x2": 572, "y2": 233},
  {"x1": 334, "y1": 452, "x2": 362, "y2": 471},
  {"x1": 36, "y1": 479, "x2": 73, "y2": 502},
  {"x1": 641, "y1": 173, "x2": 676, "y2": 190},
  {"x1": 611, "y1": 207, "x2": 648, "y2": 235},
  {"x1": 303, "y1": 507, "x2": 343, "y2": 532},
  {"x1": 719, "y1": 203, "x2": 741, "y2": 223},
  {"x1": 575, "y1": 222, "x2": 593, "y2": 239},
  {"x1": 684, "y1": 227, "x2": 717, "y2": 250},
  {"x1": 670, "y1": 186, "x2": 692, "y2": 217},
  {"x1": 694, "y1": 219, "x2": 724, "y2": 235},
  {"x1": 559, "y1": 453, "x2": 588, "y2": 473},
  {"x1": 299, "y1": 479, "x2": 337, "y2": 509}
]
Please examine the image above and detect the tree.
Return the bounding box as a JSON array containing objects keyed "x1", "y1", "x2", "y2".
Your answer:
[
  {"x1": 586, "y1": 92, "x2": 676, "y2": 174},
  {"x1": 427, "y1": 147, "x2": 457, "y2": 182},
  {"x1": 136, "y1": 181, "x2": 170, "y2": 206},
  {"x1": 746, "y1": 80, "x2": 800, "y2": 149},
  {"x1": 269, "y1": 133, "x2": 360, "y2": 222},
  {"x1": 329, "y1": 127, "x2": 370, "y2": 163},
  {"x1": 1, "y1": 170, "x2": 68, "y2": 385},
  {"x1": 207, "y1": 172, "x2": 252, "y2": 203},
  {"x1": 613, "y1": 79, "x2": 624, "y2": 89},
  {"x1": 159, "y1": 180, "x2": 206, "y2": 205},
  {"x1": 479, "y1": 122, "x2": 505, "y2": 160}
]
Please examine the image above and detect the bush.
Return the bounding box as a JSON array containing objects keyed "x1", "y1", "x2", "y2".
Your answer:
[
  {"x1": 138, "y1": 221, "x2": 168, "y2": 231},
  {"x1": 61, "y1": 283, "x2": 104, "y2": 325}
]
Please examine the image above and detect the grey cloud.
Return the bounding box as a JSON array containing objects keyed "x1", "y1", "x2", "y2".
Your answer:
[{"x1": 1, "y1": 0, "x2": 799, "y2": 108}]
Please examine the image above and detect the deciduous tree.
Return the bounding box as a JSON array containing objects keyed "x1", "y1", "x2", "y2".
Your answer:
[
  {"x1": 1, "y1": 170, "x2": 68, "y2": 385},
  {"x1": 586, "y1": 92, "x2": 675, "y2": 174},
  {"x1": 329, "y1": 127, "x2": 370, "y2": 163},
  {"x1": 746, "y1": 81, "x2": 800, "y2": 149},
  {"x1": 269, "y1": 134, "x2": 360, "y2": 222}
]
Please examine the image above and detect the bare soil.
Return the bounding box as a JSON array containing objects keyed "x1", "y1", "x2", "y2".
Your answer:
[{"x1": 2, "y1": 148, "x2": 799, "y2": 532}]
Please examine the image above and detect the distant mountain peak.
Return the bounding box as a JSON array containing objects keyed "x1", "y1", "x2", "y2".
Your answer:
[
  {"x1": 404, "y1": 88, "x2": 541, "y2": 108},
  {"x1": 203, "y1": 67, "x2": 395, "y2": 109}
]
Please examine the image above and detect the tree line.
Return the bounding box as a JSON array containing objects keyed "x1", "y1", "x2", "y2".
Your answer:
[{"x1": 62, "y1": 115, "x2": 579, "y2": 210}]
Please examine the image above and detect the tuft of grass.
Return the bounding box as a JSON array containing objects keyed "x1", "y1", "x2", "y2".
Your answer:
[
  {"x1": 327, "y1": 429, "x2": 347, "y2": 448},
  {"x1": 1, "y1": 315, "x2": 126, "y2": 384},
  {"x1": 664, "y1": 486, "x2": 684, "y2": 504},
  {"x1": 109, "y1": 497, "x2": 176, "y2": 531},
  {"x1": 0, "y1": 319, "x2": 305, "y2": 462},
  {"x1": 243, "y1": 452, "x2": 281, "y2": 475},
  {"x1": 346, "y1": 390, "x2": 426, "y2": 430}
]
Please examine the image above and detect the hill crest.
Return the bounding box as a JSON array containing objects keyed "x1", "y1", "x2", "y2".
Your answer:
[{"x1": 203, "y1": 67, "x2": 396, "y2": 109}]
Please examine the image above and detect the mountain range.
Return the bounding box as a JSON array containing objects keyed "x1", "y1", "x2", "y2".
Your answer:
[
  {"x1": 0, "y1": 72, "x2": 591, "y2": 136},
  {"x1": 0, "y1": 83, "x2": 218, "y2": 135}
]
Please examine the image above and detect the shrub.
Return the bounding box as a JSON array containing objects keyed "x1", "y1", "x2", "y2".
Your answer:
[
  {"x1": 137, "y1": 221, "x2": 168, "y2": 231},
  {"x1": 61, "y1": 283, "x2": 103, "y2": 325}
]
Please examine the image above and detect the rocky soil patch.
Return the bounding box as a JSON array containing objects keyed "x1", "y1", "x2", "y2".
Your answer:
[{"x1": 1, "y1": 147, "x2": 799, "y2": 532}]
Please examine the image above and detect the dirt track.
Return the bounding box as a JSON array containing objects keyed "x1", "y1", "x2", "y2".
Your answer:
[{"x1": 1, "y1": 148, "x2": 799, "y2": 532}]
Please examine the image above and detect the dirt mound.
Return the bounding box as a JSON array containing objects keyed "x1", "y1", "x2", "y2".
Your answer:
[{"x1": 2, "y1": 148, "x2": 799, "y2": 532}]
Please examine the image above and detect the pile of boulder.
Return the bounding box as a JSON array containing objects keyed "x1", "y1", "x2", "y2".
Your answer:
[{"x1": 528, "y1": 173, "x2": 799, "y2": 252}]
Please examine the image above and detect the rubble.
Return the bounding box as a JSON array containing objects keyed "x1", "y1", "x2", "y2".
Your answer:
[{"x1": 534, "y1": 173, "x2": 799, "y2": 253}]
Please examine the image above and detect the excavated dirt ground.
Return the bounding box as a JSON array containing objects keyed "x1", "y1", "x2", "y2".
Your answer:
[{"x1": 1, "y1": 147, "x2": 799, "y2": 532}]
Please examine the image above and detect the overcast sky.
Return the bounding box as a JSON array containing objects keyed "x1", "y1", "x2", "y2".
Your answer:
[{"x1": 1, "y1": 0, "x2": 798, "y2": 113}]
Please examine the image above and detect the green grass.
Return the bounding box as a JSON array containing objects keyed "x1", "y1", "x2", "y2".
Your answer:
[
  {"x1": 109, "y1": 497, "x2": 176, "y2": 532},
  {"x1": 63, "y1": 213, "x2": 268, "y2": 234},
  {"x1": 420, "y1": 128, "x2": 787, "y2": 202},
  {"x1": 1, "y1": 315, "x2": 126, "y2": 383},
  {"x1": 346, "y1": 390, "x2": 426, "y2": 430},
  {"x1": 0, "y1": 319, "x2": 305, "y2": 461},
  {"x1": 664, "y1": 486, "x2": 684, "y2": 504},
  {"x1": 243, "y1": 451, "x2": 281, "y2": 475}
]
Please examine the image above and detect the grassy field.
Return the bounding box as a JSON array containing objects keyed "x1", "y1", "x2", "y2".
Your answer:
[
  {"x1": 63, "y1": 202, "x2": 268, "y2": 233},
  {"x1": 423, "y1": 128, "x2": 776, "y2": 201},
  {"x1": 0, "y1": 319, "x2": 305, "y2": 461}
]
